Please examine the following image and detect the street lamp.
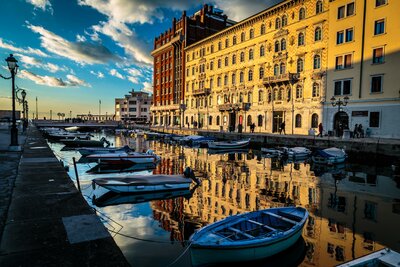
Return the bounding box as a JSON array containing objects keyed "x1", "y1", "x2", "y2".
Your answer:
[
  {"x1": 4, "y1": 54, "x2": 19, "y2": 147},
  {"x1": 179, "y1": 103, "x2": 186, "y2": 129},
  {"x1": 331, "y1": 96, "x2": 349, "y2": 136},
  {"x1": 16, "y1": 88, "x2": 27, "y2": 119}
]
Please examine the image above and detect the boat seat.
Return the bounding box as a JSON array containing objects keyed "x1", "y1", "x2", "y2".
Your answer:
[
  {"x1": 262, "y1": 211, "x2": 297, "y2": 225},
  {"x1": 227, "y1": 227, "x2": 255, "y2": 239},
  {"x1": 247, "y1": 219, "x2": 276, "y2": 232},
  {"x1": 278, "y1": 210, "x2": 303, "y2": 222}
]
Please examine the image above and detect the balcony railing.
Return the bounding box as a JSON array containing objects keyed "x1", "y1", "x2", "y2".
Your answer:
[
  {"x1": 263, "y1": 73, "x2": 299, "y2": 85},
  {"x1": 193, "y1": 88, "x2": 211, "y2": 96},
  {"x1": 218, "y1": 102, "x2": 250, "y2": 112},
  {"x1": 150, "y1": 103, "x2": 180, "y2": 111}
]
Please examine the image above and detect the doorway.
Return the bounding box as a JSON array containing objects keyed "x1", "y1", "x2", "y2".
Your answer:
[
  {"x1": 229, "y1": 112, "x2": 236, "y2": 132},
  {"x1": 273, "y1": 111, "x2": 284, "y2": 133},
  {"x1": 333, "y1": 111, "x2": 349, "y2": 137}
]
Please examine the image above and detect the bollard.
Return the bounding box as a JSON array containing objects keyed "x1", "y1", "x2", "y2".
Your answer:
[{"x1": 72, "y1": 157, "x2": 81, "y2": 193}]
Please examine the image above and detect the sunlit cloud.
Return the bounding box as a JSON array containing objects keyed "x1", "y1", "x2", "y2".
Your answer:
[
  {"x1": 109, "y1": 69, "x2": 124, "y2": 79},
  {"x1": 16, "y1": 54, "x2": 67, "y2": 73},
  {"x1": 76, "y1": 34, "x2": 87, "y2": 42},
  {"x1": 27, "y1": 24, "x2": 120, "y2": 65},
  {"x1": 26, "y1": 0, "x2": 53, "y2": 12},
  {"x1": 90, "y1": 70, "x2": 105, "y2": 78},
  {"x1": 0, "y1": 38, "x2": 48, "y2": 58},
  {"x1": 142, "y1": 81, "x2": 153, "y2": 94},
  {"x1": 20, "y1": 70, "x2": 90, "y2": 87}
]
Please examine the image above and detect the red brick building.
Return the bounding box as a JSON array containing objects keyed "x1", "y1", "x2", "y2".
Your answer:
[{"x1": 151, "y1": 5, "x2": 235, "y2": 127}]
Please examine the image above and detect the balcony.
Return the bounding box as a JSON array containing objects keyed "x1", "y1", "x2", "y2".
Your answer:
[
  {"x1": 193, "y1": 88, "x2": 211, "y2": 96},
  {"x1": 218, "y1": 102, "x2": 250, "y2": 112},
  {"x1": 263, "y1": 73, "x2": 299, "y2": 85}
]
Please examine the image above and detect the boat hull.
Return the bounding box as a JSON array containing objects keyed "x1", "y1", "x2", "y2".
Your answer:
[
  {"x1": 190, "y1": 221, "x2": 304, "y2": 266},
  {"x1": 208, "y1": 139, "x2": 250, "y2": 149},
  {"x1": 99, "y1": 182, "x2": 191, "y2": 194}
]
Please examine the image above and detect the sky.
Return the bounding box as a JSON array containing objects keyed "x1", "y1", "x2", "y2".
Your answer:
[{"x1": 0, "y1": 0, "x2": 281, "y2": 119}]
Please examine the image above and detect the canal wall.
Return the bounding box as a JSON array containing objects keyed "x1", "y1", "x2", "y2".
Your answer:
[
  {"x1": 148, "y1": 126, "x2": 400, "y2": 158},
  {"x1": 0, "y1": 125, "x2": 129, "y2": 267}
]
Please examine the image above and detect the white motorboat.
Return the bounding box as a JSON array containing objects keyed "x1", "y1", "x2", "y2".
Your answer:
[
  {"x1": 285, "y1": 147, "x2": 312, "y2": 158},
  {"x1": 208, "y1": 138, "x2": 251, "y2": 149},
  {"x1": 86, "y1": 149, "x2": 161, "y2": 165},
  {"x1": 78, "y1": 145, "x2": 133, "y2": 156}
]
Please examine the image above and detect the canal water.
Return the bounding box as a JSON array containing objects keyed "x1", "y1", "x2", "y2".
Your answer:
[{"x1": 48, "y1": 132, "x2": 400, "y2": 267}]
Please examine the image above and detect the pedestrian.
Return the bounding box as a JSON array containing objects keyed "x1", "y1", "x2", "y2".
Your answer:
[
  {"x1": 251, "y1": 123, "x2": 255, "y2": 133},
  {"x1": 358, "y1": 124, "x2": 364, "y2": 138},
  {"x1": 353, "y1": 124, "x2": 358, "y2": 138},
  {"x1": 318, "y1": 123, "x2": 323, "y2": 137},
  {"x1": 280, "y1": 121, "x2": 286, "y2": 135}
]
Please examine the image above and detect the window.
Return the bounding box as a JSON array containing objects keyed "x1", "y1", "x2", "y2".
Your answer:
[
  {"x1": 258, "y1": 115, "x2": 263, "y2": 127},
  {"x1": 248, "y1": 92, "x2": 252, "y2": 103},
  {"x1": 316, "y1": 1, "x2": 323, "y2": 14},
  {"x1": 249, "y1": 49, "x2": 254, "y2": 60},
  {"x1": 282, "y1": 15, "x2": 287, "y2": 27},
  {"x1": 275, "y1": 41, "x2": 280, "y2": 52},
  {"x1": 371, "y1": 75, "x2": 383, "y2": 93},
  {"x1": 274, "y1": 64, "x2": 279, "y2": 76},
  {"x1": 275, "y1": 17, "x2": 281, "y2": 29},
  {"x1": 240, "y1": 72, "x2": 244, "y2": 83},
  {"x1": 338, "y1": 5, "x2": 345, "y2": 19},
  {"x1": 335, "y1": 54, "x2": 352, "y2": 69},
  {"x1": 313, "y1": 55, "x2": 321, "y2": 69},
  {"x1": 347, "y1": 2, "x2": 355, "y2": 16},
  {"x1": 233, "y1": 36, "x2": 237, "y2": 45},
  {"x1": 364, "y1": 202, "x2": 377, "y2": 220},
  {"x1": 210, "y1": 45, "x2": 214, "y2": 53},
  {"x1": 369, "y1": 112, "x2": 380, "y2": 127},
  {"x1": 376, "y1": 0, "x2": 387, "y2": 7},
  {"x1": 232, "y1": 54, "x2": 237, "y2": 64},
  {"x1": 315, "y1": 27, "x2": 322, "y2": 41},
  {"x1": 346, "y1": 28, "x2": 353, "y2": 42},
  {"x1": 296, "y1": 85, "x2": 303, "y2": 99},
  {"x1": 280, "y1": 63, "x2": 286, "y2": 74},
  {"x1": 225, "y1": 57, "x2": 229, "y2": 66},
  {"x1": 224, "y1": 75, "x2": 228, "y2": 86},
  {"x1": 373, "y1": 47, "x2": 384, "y2": 64},
  {"x1": 240, "y1": 52, "x2": 245, "y2": 62},
  {"x1": 259, "y1": 67, "x2": 264, "y2": 79},
  {"x1": 216, "y1": 116, "x2": 220, "y2": 126},
  {"x1": 281, "y1": 39, "x2": 286, "y2": 51},
  {"x1": 298, "y1": 32, "x2": 305, "y2": 46},
  {"x1": 209, "y1": 78, "x2": 213, "y2": 89},
  {"x1": 312, "y1": 83, "x2": 320, "y2": 97},
  {"x1": 217, "y1": 77, "x2": 221, "y2": 87},
  {"x1": 297, "y1": 58, "x2": 304, "y2": 72},
  {"x1": 287, "y1": 88, "x2": 291, "y2": 101},
  {"x1": 232, "y1": 73, "x2": 236, "y2": 85},
  {"x1": 218, "y1": 42, "x2": 222, "y2": 50},
  {"x1": 260, "y1": 45, "x2": 265, "y2": 56},
  {"x1": 260, "y1": 24, "x2": 266, "y2": 34},
  {"x1": 299, "y1": 7, "x2": 306, "y2": 20},
  {"x1": 334, "y1": 79, "x2": 352, "y2": 95},
  {"x1": 241, "y1": 32, "x2": 245, "y2": 42},
  {"x1": 209, "y1": 116, "x2": 212, "y2": 126},
  {"x1": 374, "y1": 19, "x2": 385, "y2": 35},
  {"x1": 248, "y1": 70, "x2": 253, "y2": 81},
  {"x1": 249, "y1": 29, "x2": 254, "y2": 39},
  {"x1": 247, "y1": 115, "x2": 252, "y2": 126},
  {"x1": 210, "y1": 61, "x2": 214, "y2": 70},
  {"x1": 225, "y1": 39, "x2": 229, "y2": 48},
  {"x1": 295, "y1": 114, "x2": 302, "y2": 128},
  {"x1": 258, "y1": 90, "x2": 263, "y2": 102},
  {"x1": 337, "y1": 31, "x2": 344, "y2": 44},
  {"x1": 311, "y1": 114, "x2": 318, "y2": 128},
  {"x1": 218, "y1": 59, "x2": 221, "y2": 68}
]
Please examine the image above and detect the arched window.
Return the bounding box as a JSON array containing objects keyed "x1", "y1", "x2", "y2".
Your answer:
[
  {"x1": 191, "y1": 99, "x2": 194, "y2": 107},
  {"x1": 232, "y1": 73, "x2": 236, "y2": 85},
  {"x1": 210, "y1": 45, "x2": 214, "y2": 53},
  {"x1": 185, "y1": 116, "x2": 188, "y2": 125},
  {"x1": 298, "y1": 32, "x2": 305, "y2": 46},
  {"x1": 295, "y1": 114, "x2": 302, "y2": 128},
  {"x1": 299, "y1": 7, "x2": 306, "y2": 20},
  {"x1": 281, "y1": 38, "x2": 286, "y2": 51},
  {"x1": 218, "y1": 42, "x2": 222, "y2": 50},
  {"x1": 273, "y1": 88, "x2": 279, "y2": 101},
  {"x1": 241, "y1": 32, "x2": 245, "y2": 42},
  {"x1": 258, "y1": 90, "x2": 263, "y2": 102},
  {"x1": 315, "y1": 27, "x2": 322, "y2": 41},
  {"x1": 210, "y1": 61, "x2": 214, "y2": 70},
  {"x1": 239, "y1": 93, "x2": 243, "y2": 102},
  {"x1": 280, "y1": 62, "x2": 286, "y2": 74},
  {"x1": 191, "y1": 116, "x2": 194, "y2": 124},
  {"x1": 224, "y1": 75, "x2": 228, "y2": 86},
  {"x1": 275, "y1": 41, "x2": 280, "y2": 52},
  {"x1": 217, "y1": 95, "x2": 221, "y2": 105},
  {"x1": 249, "y1": 49, "x2": 254, "y2": 60},
  {"x1": 248, "y1": 92, "x2": 252, "y2": 103},
  {"x1": 209, "y1": 116, "x2": 213, "y2": 126},
  {"x1": 248, "y1": 70, "x2": 253, "y2": 81},
  {"x1": 278, "y1": 87, "x2": 284, "y2": 100},
  {"x1": 274, "y1": 64, "x2": 279, "y2": 76},
  {"x1": 313, "y1": 55, "x2": 321, "y2": 69},
  {"x1": 282, "y1": 15, "x2": 288, "y2": 27},
  {"x1": 218, "y1": 59, "x2": 221, "y2": 68},
  {"x1": 259, "y1": 67, "x2": 264, "y2": 79},
  {"x1": 209, "y1": 95, "x2": 212, "y2": 106},
  {"x1": 296, "y1": 85, "x2": 303, "y2": 99},
  {"x1": 260, "y1": 24, "x2": 266, "y2": 34},
  {"x1": 216, "y1": 116, "x2": 220, "y2": 126},
  {"x1": 240, "y1": 52, "x2": 245, "y2": 62},
  {"x1": 240, "y1": 71, "x2": 244, "y2": 83},
  {"x1": 297, "y1": 58, "x2": 304, "y2": 72},
  {"x1": 225, "y1": 57, "x2": 229, "y2": 66},
  {"x1": 258, "y1": 115, "x2": 263, "y2": 127},
  {"x1": 311, "y1": 114, "x2": 318, "y2": 128},
  {"x1": 209, "y1": 78, "x2": 213, "y2": 89},
  {"x1": 312, "y1": 83, "x2": 320, "y2": 97},
  {"x1": 233, "y1": 35, "x2": 237, "y2": 45},
  {"x1": 316, "y1": 1, "x2": 323, "y2": 14},
  {"x1": 247, "y1": 115, "x2": 252, "y2": 126},
  {"x1": 249, "y1": 29, "x2": 254, "y2": 39},
  {"x1": 260, "y1": 45, "x2": 265, "y2": 56},
  {"x1": 225, "y1": 38, "x2": 229, "y2": 48},
  {"x1": 232, "y1": 54, "x2": 236, "y2": 64},
  {"x1": 287, "y1": 88, "x2": 291, "y2": 101},
  {"x1": 217, "y1": 76, "x2": 221, "y2": 87},
  {"x1": 268, "y1": 90, "x2": 272, "y2": 102},
  {"x1": 275, "y1": 17, "x2": 281, "y2": 29}
]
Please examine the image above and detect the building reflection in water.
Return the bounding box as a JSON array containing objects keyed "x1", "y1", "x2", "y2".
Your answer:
[{"x1": 145, "y1": 141, "x2": 400, "y2": 266}]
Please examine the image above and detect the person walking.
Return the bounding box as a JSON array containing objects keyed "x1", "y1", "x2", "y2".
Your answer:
[
  {"x1": 358, "y1": 124, "x2": 364, "y2": 138},
  {"x1": 353, "y1": 124, "x2": 358, "y2": 138},
  {"x1": 280, "y1": 121, "x2": 286, "y2": 135},
  {"x1": 318, "y1": 123, "x2": 323, "y2": 137}
]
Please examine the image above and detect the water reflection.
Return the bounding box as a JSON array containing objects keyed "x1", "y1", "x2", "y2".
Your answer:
[{"x1": 50, "y1": 134, "x2": 400, "y2": 267}]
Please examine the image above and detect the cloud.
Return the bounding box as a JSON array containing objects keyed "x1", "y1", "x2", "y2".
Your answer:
[
  {"x1": 20, "y1": 70, "x2": 90, "y2": 87},
  {"x1": 142, "y1": 81, "x2": 153, "y2": 94},
  {"x1": 76, "y1": 34, "x2": 87, "y2": 42},
  {"x1": 27, "y1": 24, "x2": 120, "y2": 65},
  {"x1": 26, "y1": 0, "x2": 53, "y2": 12},
  {"x1": 90, "y1": 70, "x2": 104, "y2": 78},
  {"x1": 16, "y1": 54, "x2": 66, "y2": 73},
  {"x1": 0, "y1": 38, "x2": 48, "y2": 57},
  {"x1": 109, "y1": 69, "x2": 124, "y2": 79}
]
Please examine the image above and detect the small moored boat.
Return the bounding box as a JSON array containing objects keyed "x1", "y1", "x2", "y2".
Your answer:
[
  {"x1": 189, "y1": 206, "x2": 308, "y2": 266},
  {"x1": 86, "y1": 150, "x2": 160, "y2": 165},
  {"x1": 92, "y1": 167, "x2": 200, "y2": 193},
  {"x1": 336, "y1": 248, "x2": 400, "y2": 267},
  {"x1": 208, "y1": 138, "x2": 250, "y2": 150},
  {"x1": 285, "y1": 147, "x2": 311, "y2": 158},
  {"x1": 61, "y1": 137, "x2": 110, "y2": 147},
  {"x1": 312, "y1": 147, "x2": 347, "y2": 164},
  {"x1": 78, "y1": 145, "x2": 133, "y2": 156}
]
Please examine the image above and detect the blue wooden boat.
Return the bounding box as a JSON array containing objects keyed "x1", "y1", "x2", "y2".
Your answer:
[
  {"x1": 312, "y1": 147, "x2": 347, "y2": 164},
  {"x1": 189, "y1": 206, "x2": 308, "y2": 265}
]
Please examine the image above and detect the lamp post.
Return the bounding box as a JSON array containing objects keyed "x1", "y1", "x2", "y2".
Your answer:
[
  {"x1": 4, "y1": 54, "x2": 19, "y2": 147},
  {"x1": 330, "y1": 96, "x2": 349, "y2": 136},
  {"x1": 179, "y1": 103, "x2": 186, "y2": 129},
  {"x1": 16, "y1": 88, "x2": 27, "y2": 119}
]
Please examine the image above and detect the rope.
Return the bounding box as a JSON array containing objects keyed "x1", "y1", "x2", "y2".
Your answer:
[
  {"x1": 166, "y1": 242, "x2": 192, "y2": 267},
  {"x1": 107, "y1": 228, "x2": 190, "y2": 244}
]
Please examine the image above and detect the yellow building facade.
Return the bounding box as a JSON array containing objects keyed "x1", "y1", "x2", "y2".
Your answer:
[{"x1": 183, "y1": 0, "x2": 400, "y2": 137}]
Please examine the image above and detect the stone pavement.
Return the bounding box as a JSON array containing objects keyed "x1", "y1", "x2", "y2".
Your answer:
[{"x1": 0, "y1": 124, "x2": 129, "y2": 266}]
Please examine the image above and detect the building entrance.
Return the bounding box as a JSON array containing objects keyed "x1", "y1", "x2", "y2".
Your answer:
[{"x1": 273, "y1": 111, "x2": 284, "y2": 133}]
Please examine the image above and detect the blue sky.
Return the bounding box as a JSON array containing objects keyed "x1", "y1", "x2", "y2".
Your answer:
[{"x1": 0, "y1": 0, "x2": 279, "y2": 118}]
